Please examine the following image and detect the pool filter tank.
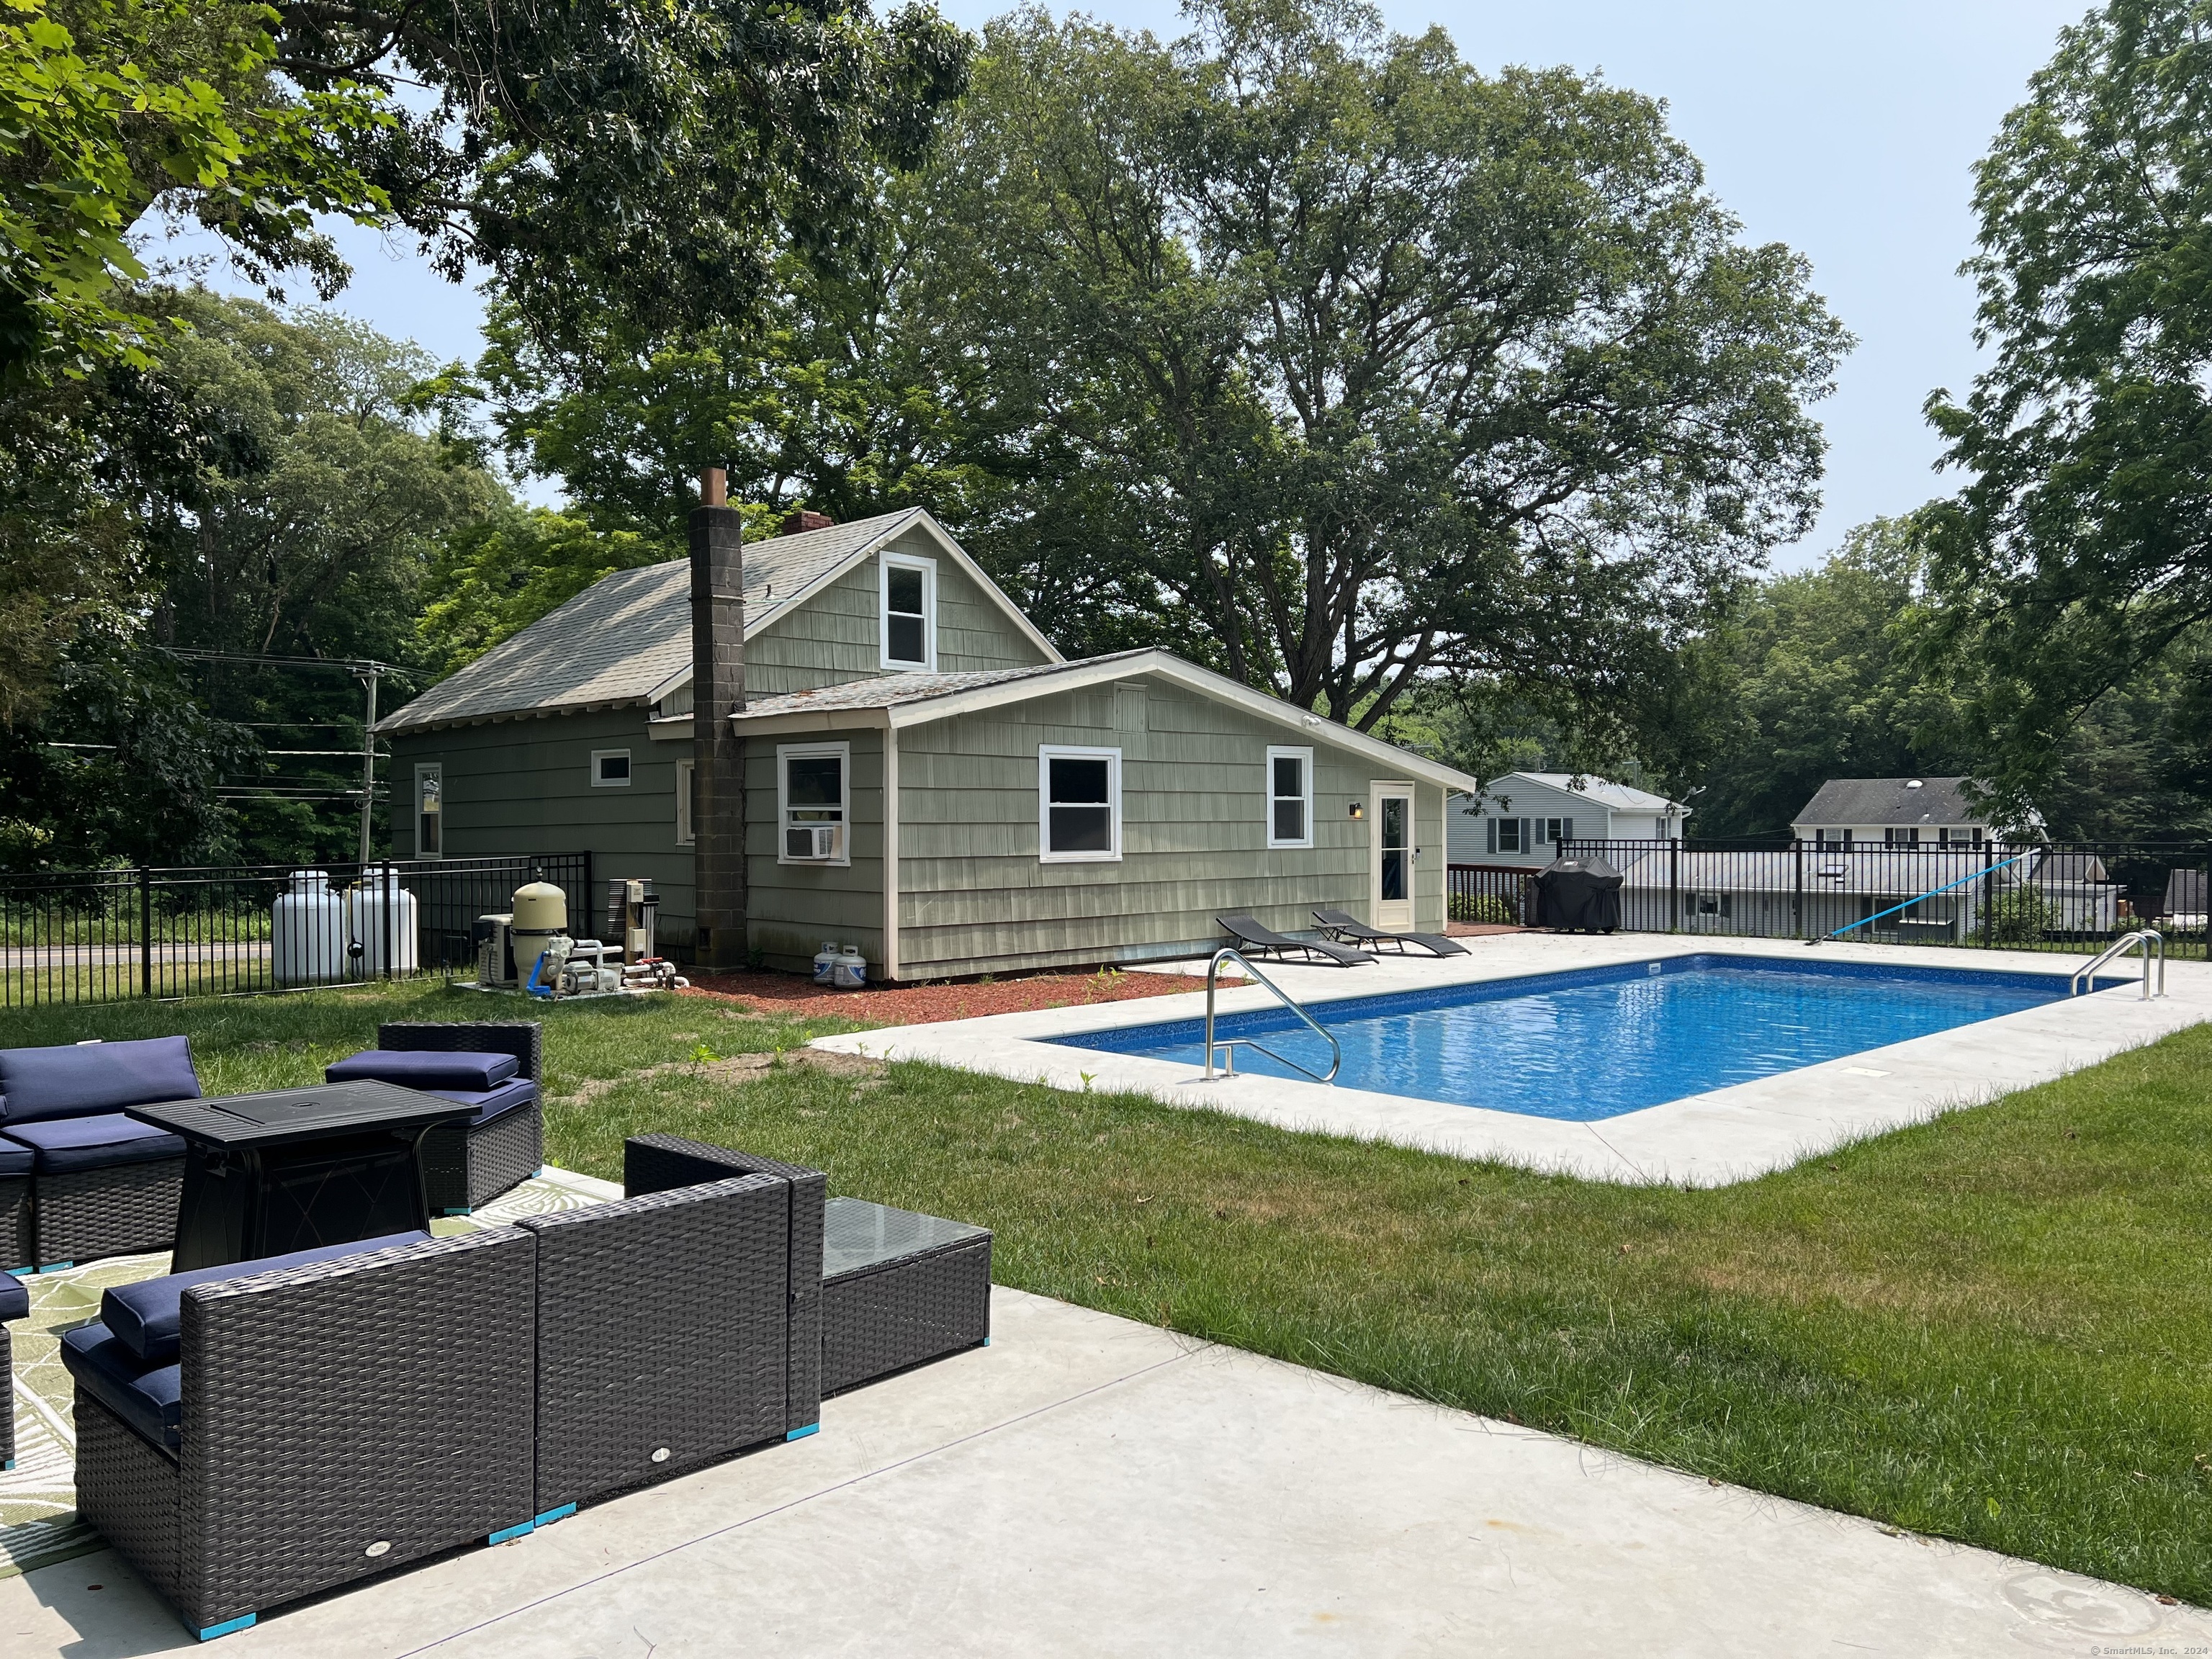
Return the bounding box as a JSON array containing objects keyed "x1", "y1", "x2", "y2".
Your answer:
[{"x1": 510, "y1": 881, "x2": 567, "y2": 989}]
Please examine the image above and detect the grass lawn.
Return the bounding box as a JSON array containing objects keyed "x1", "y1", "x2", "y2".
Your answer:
[{"x1": 6, "y1": 981, "x2": 2210, "y2": 1604}]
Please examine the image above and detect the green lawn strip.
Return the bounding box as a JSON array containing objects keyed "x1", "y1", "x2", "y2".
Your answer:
[{"x1": 6, "y1": 984, "x2": 2209, "y2": 1601}]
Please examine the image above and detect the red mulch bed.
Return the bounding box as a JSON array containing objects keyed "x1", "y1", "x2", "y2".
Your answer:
[{"x1": 679, "y1": 966, "x2": 1211, "y2": 1025}]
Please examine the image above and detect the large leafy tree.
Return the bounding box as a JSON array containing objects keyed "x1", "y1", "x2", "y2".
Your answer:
[
  {"x1": 1920, "y1": 0, "x2": 2212, "y2": 814},
  {"x1": 0, "y1": 289, "x2": 505, "y2": 867},
  {"x1": 1692, "y1": 519, "x2": 1976, "y2": 838},
  {"x1": 922, "y1": 1, "x2": 1845, "y2": 734}
]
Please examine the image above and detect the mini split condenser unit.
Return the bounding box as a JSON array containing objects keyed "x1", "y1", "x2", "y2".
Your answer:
[{"x1": 786, "y1": 824, "x2": 842, "y2": 860}]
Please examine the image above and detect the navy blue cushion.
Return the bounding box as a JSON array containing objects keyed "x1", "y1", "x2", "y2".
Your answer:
[
  {"x1": 102, "y1": 1229, "x2": 432, "y2": 1365},
  {"x1": 0, "y1": 1136, "x2": 33, "y2": 1179},
  {"x1": 423, "y1": 1077, "x2": 539, "y2": 1126},
  {"x1": 61, "y1": 1321, "x2": 182, "y2": 1452},
  {"x1": 0, "y1": 1272, "x2": 27, "y2": 1323},
  {"x1": 0, "y1": 1036, "x2": 200, "y2": 1125},
  {"x1": 325, "y1": 1048, "x2": 520, "y2": 1091},
  {"x1": 1, "y1": 1112, "x2": 184, "y2": 1174}
]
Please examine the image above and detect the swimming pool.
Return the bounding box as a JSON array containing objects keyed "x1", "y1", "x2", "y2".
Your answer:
[{"x1": 1049, "y1": 954, "x2": 2114, "y2": 1120}]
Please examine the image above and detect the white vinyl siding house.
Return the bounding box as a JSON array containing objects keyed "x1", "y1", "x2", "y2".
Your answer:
[{"x1": 1447, "y1": 773, "x2": 1691, "y2": 867}]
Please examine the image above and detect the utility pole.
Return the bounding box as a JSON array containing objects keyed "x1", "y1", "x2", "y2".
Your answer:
[{"x1": 355, "y1": 666, "x2": 383, "y2": 868}]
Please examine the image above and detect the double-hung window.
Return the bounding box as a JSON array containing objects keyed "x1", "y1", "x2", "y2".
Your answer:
[
  {"x1": 881, "y1": 552, "x2": 937, "y2": 670},
  {"x1": 778, "y1": 742, "x2": 850, "y2": 864},
  {"x1": 415, "y1": 765, "x2": 443, "y2": 858},
  {"x1": 1039, "y1": 745, "x2": 1120, "y2": 863},
  {"x1": 1495, "y1": 816, "x2": 1524, "y2": 853},
  {"x1": 1266, "y1": 747, "x2": 1313, "y2": 848}
]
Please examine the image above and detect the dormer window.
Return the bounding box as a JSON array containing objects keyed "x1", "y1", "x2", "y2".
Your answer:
[{"x1": 881, "y1": 552, "x2": 937, "y2": 670}]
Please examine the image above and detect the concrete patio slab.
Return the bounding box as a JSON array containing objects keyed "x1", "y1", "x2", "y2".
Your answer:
[
  {"x1": 816, "y1": 933, "x2": 2212, "y2": 1184},
  {"x1": 3, "y1": 1286, "x2": 2198, "y2": 1658}
]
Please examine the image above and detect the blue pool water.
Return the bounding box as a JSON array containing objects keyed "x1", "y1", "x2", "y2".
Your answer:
[{"x1": 1051, "y1": 955, "x2": 2104, "y2": 1120}]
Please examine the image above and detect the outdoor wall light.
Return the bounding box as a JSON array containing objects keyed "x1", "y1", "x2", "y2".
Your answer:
[{"x1": 1348, "y1": 801, "x2": 1364, "y2": 819}]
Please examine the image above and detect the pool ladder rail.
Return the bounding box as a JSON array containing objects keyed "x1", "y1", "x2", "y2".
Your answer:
[
  {"x1": 1202, "y1": 947, "x2": 1341, "y2": 1084},
  {"x1": 2072, "y1": 929, "x2": 2164, "y2": 999}
]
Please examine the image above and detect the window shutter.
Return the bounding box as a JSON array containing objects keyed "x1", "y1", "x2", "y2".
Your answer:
[
  {"x1": 1485, "y1": 817, "x2": 1497, "y2": 855},
  {"x1": 1562, "y1": 817, "x2": 1574, "y2": 846},
  {"x1": 1522, "y1": 818, "x2": 1534, "y2": 853}
]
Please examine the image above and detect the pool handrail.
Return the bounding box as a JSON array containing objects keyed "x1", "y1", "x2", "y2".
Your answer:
[
  {"x1": 2071, "y1": 929, "x2": 2164, "y2": 999},
  {"x1": 1203, "y1": 947, "x2": 1341, "y2": 1084}
]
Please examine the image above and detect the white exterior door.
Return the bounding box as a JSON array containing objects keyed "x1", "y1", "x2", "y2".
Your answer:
[{"x1": 1371, "y1": 783, "x2": 1416, "y2": 930}]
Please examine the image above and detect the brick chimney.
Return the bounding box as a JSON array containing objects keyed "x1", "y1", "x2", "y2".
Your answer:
[
  {"x1": 690, "y1": 468, "x2": 747, "y2": 968},
  {"x1": 778, "y1": 508, "x2": 835, "y2": 536}
]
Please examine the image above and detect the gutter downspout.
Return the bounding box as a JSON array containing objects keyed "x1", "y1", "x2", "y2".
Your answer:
[{"x1": 883, "y1": 724, "x2": 900, "y2": 984}]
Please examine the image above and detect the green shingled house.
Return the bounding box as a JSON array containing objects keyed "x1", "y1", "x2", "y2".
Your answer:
[{"x1": 377, "y1": 507, "x2": 1478, "y2": 979}]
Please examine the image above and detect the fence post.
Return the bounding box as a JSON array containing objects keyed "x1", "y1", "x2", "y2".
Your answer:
[
  {"x1": 138, "y1": 866, "x2": 152, "y2": 998},
  {"x1": 1981, "y1": 842, "x2": 1995, "y2": 951},
  {"x1": 381, "y1": 860, "x2": 395, "y2": 981},
  {"x1": 1668, "y1": 838, "x2": 1680, "y2": 932},
  {"x1": 1794, "y1": 839, "x2": 1806, "y2": 941}
]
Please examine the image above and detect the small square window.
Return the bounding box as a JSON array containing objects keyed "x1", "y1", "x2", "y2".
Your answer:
[
  {"x1": 1040, "y1": 746, "x2": 1120, "y2": 863},
  {"x1": 1266, "y1": 747, "x2": 1312, "y2": 848},
  {"x1": 592, "y1": 750, "x2": 631, "y2": 788}
]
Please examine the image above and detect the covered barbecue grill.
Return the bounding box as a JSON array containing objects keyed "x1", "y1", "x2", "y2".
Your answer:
[{"x1": 1534, "y1": 854, "x2": 1623, "y2": 932}]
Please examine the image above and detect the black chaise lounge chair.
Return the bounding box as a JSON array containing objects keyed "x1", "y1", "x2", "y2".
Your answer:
[
  {"x1": 1215, "y1": 915, "x2": 1373, "y2": 967},
  {"x1": 1310, "y1": 909, "x2": 1467, "y2": 958}
]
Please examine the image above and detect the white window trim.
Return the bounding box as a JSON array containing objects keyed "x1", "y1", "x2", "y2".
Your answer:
[
  {"x1": 674, "y1": 757, "x2": 696, "y2": 847},
  {"x1": 414, "y1": 763, "x2": 444, "y2": 860},
  {"x1": 879, "y1": 551, "x2": 938, "y2": 671},
  {"x1": 778, "y1": 741, "x2": 853, "y2": 867},
  {"x1": 590, "y1": 748, "x2": 632, "y2": 788},
  {"x1": 1038, "y1": 744, "x2": 1122, "y2": 864},
  {"x1": 1265, "y1": 745, "x2": 1313, "y2": 849}
]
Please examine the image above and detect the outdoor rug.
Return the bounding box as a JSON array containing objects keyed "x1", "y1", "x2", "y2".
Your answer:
[{"x1": 0, "y1": 1165, "x2": 619, "y2": 1579}]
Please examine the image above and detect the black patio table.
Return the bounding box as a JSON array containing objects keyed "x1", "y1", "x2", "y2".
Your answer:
[{"x1": 127, "y1": 1081, "x2": 477, "y2": 1272}]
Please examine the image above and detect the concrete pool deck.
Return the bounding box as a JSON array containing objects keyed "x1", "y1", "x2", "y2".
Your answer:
[
  {"x1": 5, "y1": 1285, "x2": 2203, "y2": 1657},
  {"x1": 811, "y1": 933, "x2": 2212, "y2": 1186}
]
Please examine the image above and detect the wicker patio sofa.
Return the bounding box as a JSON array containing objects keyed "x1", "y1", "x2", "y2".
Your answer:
[
  {"x1": 66, "y1": 1226, "x2": 539, "y2": 1640},
  {"x1": 0, "y1": 1036, "x2": 199, "y2": 1271},
  {"x1": 323, "y1": 1021, "x2": 545, "y2": 1215}
]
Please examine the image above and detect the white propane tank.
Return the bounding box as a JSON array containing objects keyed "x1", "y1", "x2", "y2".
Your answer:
[
  {"x1": 832, "y1": 945, "x2": 867, "y2": 990},
  {"x1": 347, "y1": 866, "x2": 419, "y2": 975},
  {"x1": 813, "y1": 940, "x2": 840, "y2": 985},
  {"x1": 271, "y1": 870, "x2": 348, "y2": 986},
  {"x1": 511, "y1": 881, "x2": 568, "y2": 987}
]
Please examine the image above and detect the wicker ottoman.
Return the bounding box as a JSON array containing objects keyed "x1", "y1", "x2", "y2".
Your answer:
[{"x1": 820, "y1": 1198, "x2": 992, "y2": 1397}]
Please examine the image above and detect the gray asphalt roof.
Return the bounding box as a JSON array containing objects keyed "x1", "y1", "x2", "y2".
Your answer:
[
  {"x1": 1792, "y1": 777, "x2": 1981, "y2": 827},
  {"x1": 377, "y1": 509, "x2": 930, "y2": 734},
  {"x1": 729, "y1": 654, "x2": 1149, "y2": 720}
]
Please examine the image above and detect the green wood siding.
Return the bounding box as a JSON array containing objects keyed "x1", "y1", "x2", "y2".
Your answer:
[
  {"x1": 386, "y1": 710, "x2": 701, "y2": 945},
  {"x1": 745, "y1": 531, "x2": 1051, "y2": 696},
  {"x1": 745, "y1": 727, "x2": 886, "y2": 973},
  {"x1": 894, "y1": 675, "x2": 1447, "y2": 977}
]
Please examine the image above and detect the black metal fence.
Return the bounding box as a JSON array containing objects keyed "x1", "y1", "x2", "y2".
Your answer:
[
  {"x1": 1447, "y1": 863, "x2": 1538, "y2": 926},
  {"x1": 0, "y1": 854, "x2": 590, "y2": 1007},
  {"x1": 1528, "y1": 839, "x2": 2212, "y2": 958}
]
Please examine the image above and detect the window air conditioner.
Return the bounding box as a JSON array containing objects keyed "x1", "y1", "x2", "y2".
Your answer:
[{"x1": 786, "y1": 824, "x2": 842, "y2": 860}]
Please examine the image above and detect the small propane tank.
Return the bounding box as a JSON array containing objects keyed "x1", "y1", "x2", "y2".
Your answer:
[
  {"x1": 832, "y1": 945, "x2": 868, "y2": 990},
  {"x1": 813, "y1": 940, "x2": 840, "y2": 986},
  {"x1": 511, "y1": 881, "x2": 568, "y2": 988}
]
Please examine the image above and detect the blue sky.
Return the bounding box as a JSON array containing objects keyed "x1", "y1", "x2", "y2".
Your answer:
[{"x1": 166, "y1": 0, "x2": 2088, "y2": 568}]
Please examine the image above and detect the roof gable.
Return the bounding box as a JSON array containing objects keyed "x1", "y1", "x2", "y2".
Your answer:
[
  {"x1": 1473, "y1": 773, "x2": 1683, "y2": 814},
  {"x1": 378, "y1": 509, "x2": 1058, "y2": 734}
]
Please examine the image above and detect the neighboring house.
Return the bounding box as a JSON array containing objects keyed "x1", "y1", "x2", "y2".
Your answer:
[
  {"x1": 1789, "y1": 778, "x2": 1995, "y2": 848},
  {"x1": 377, "y1": 507, "x2": 1476, "y2": 979},
  {"x1": 1446, "y1": 773, "x2": 1690, "y2": 867}
]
